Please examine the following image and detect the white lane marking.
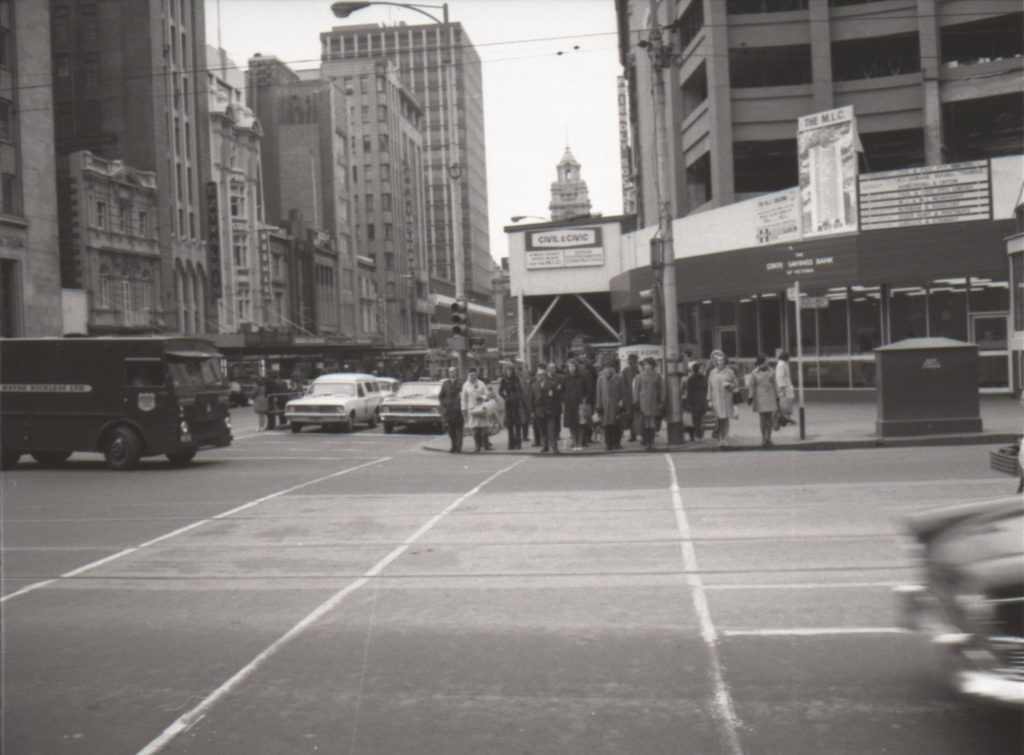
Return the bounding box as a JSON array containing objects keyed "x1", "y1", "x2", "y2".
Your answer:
[
  {"x1": 705, "y1": 582, "x2": 900, "y2": 591},
  {"x1": 723, "y1": 628, "x2": 908, "y2": 637},
  {"x1": 136, "y1": 458, "x2": 527, "y2": 755},
  {"x1": 0, "y1": 457, "x2": 392, "y2": 604},
  {"x1": 666, "y1": 455, "x2": 744, "y2": 755}
]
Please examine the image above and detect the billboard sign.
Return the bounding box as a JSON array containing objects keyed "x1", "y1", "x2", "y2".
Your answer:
[
  {"x1": 858, "y1": 160, "x2": 991, "y2": 230},
  {"x1": 798, "y1": 106, "x2": 859, "y2": 238},
  {"x1": 205, "y1": 182, "x2": 223, "y2": 298},
  {"x1": 525, "y1": 227, "x2": 604, "y2": 270}
]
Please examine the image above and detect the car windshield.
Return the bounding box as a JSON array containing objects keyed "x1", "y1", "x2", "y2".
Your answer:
[
  {"x1": 309, "y1": 382, "x2": 356, "y2": 397},
  {"x1": 166, "y1": 356, "x2": 225, "y2": 389},
  {"x1": 396, "y1": 383, "x2": 441, "y2": 398}
]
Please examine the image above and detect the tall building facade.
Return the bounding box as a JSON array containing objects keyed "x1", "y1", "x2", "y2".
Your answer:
[
  {"x1": 50, "y1": 0, "x2": 213, "y2": 334},
  {"x1": 206, "y1": 46, "x2": 273, "y2": 334},
  {"x1": 319, "y1": 57, "x2": 430, "y2": 348},
  {"x1": 617, "y1": 0, "x2": 1023, "y2": 227},
  {"x1": 320, "y1": 20, "x2": 493, "y2": 304},
  {"x1": 549, "y1": 146, "x2": 592, "y2": 221},
  {"x1": 247, "y1": 55, "x2": 354, "y2": 337},
  {"x1": 0, "y1": 0, "x2": 62, "y2": 336}
]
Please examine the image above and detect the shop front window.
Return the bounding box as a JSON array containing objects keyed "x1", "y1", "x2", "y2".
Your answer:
[
  {"x1": 850, "y1": 285, "x2": 882, "y2": 353},
  {"x1": 799, "y1": 307, "x2": 816, "y2": 355},
  {"x1": 819, "y1": 289, "x2": 849, "y2": 355},
  {"x1": 927, "y1": 278, "x2": 968, "y2": 341},
  {"x1": 738, "y1": 298, "x2": 758, "y2": 357},
  {"x1": 758, "y1": 294, "x2": 783, "y2": 357},
  {"x1": 969, "y1": 277, "x2": 1009, "y2": 315},
  {"x1": 889, "y1": 286, "x2": 928, "y2": 341}
]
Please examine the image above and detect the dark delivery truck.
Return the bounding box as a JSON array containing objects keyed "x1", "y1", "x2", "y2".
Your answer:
[{"x1": 1, "y1": 337, "x2": 232, "y2": 470}]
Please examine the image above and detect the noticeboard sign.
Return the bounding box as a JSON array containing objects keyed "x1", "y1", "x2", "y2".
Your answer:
[
  {"x1": 525, "y1": 227, "x2": 604, "y2": 270},
  {"x1": 858, "y1": 160, "x2": 991, "y2": 230},
  {"x1": 798, "y1": 106, "x2": 859, "y2": 238}
]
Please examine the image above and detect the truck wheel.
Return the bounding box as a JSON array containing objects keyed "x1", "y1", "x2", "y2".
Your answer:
[
  {"x1": 166, "y1": 451, "x2": 196, "y2": 466},
  {"x1": 345, "y1": 411, "x2": 356, "y2": 432},
  {"x1": 383, "y1": 422, "x2": 394, "y2": 434},
  {"x1": 31, "y1": 451, "x2": 72, "y2": 467},
  {"x1": 1, "y1": 450, "x2": 22, "y2": 469},
  {"x1": 290, "y1": 423, "x2": 303, "y2": 434},
  {"x1": 104, "y1": 426, "x2": 142, "y2": 470}
]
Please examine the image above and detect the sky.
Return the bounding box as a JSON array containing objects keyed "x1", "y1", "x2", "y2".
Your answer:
[{"x1": 207, "y1": 0, "x2": 625, "y2": 266}]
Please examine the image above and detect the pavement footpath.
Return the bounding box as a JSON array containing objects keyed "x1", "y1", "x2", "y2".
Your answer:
[{"x1": 424, "y1": 395, "x2": 1023, "y2": 455}]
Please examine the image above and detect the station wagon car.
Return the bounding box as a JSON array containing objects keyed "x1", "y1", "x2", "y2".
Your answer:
[
  {"x1": 896, "y1": 494, "x2": 1024, "y2": 706},
  {"x1": 379, "y1": 381, "x2": 444, "y2": 434},
  {"x1": 284, "y1": 373, "x2": 383, "y2": 433}
]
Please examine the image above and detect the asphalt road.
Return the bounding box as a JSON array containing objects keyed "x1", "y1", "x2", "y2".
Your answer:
[{"x1": 2, "y1": 407, "x2": 1021, "y2": 754}]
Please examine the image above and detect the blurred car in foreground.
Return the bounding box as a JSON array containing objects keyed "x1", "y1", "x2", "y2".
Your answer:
[
  {"x1": 379, "y1": 381, "x2": 443, "y2": 434},
  {"x1": 896, "y1": 494, "x2": 1024, "y2": 706}
]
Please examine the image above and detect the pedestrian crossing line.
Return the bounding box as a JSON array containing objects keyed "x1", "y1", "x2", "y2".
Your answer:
[
  {"x1": 134, "y1": 457, "x2": 527, "y2": 755},
  {"x1": 0, "y1": 457, "x2": 392, "y2": 605},
  {"x1": 704, "y1": 581, "x2": 900, "y2": 591},
  {"x1": 667, "y1": 455, "x2": 745, "y2": 755},
  {"x1": 723, "y1": 627, "x2": 908, "y2": 637}
]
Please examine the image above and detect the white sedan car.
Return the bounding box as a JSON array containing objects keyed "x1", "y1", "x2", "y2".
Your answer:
[{"x1": 284, "y1": 373, "x2": 384, "y2": 433}]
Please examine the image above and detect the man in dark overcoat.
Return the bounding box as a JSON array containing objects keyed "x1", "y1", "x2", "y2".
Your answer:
[
  {"x1": 438, "y1": 366, "x2": 464, "y2": 452},
  {"x1": 534, "y1": 362, "x2": 564, "y2": 454}
]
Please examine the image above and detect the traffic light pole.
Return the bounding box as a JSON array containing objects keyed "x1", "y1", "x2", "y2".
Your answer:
[{"x1": 647, "y1": 4, "x2": 684, "y2": 444}]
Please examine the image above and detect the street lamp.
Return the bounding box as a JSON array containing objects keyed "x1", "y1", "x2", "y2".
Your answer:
[{"x1": 331, "y1": 1, "x2": 468, "y2": 376}]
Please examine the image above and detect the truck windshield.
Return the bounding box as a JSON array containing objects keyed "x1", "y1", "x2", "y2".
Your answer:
[
  {"x1": 166, "y1": 356, "x2": 225, "y2": 389},
  {"x1": 309, "y1": 382, "x2": 356, "y2": 397}
]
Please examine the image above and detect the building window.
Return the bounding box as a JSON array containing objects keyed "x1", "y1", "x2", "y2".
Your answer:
[
  {"x1": 727, "y1": 0, "x2": 807, "y2": 12},
  {"x1": 380, "y1": 164, "x2": 391, "y2": 182},
  {"x1": 93, "y1": 198, "x2": 107, "y2": 229},
  {"x1": 377, "y1": 105, "x2": 388, "y2": 122},
  {"x1": 367, "y1": 223, "x2": 375, "y2": 240},
  {"x1": 364, "y1": 164, "x2": 374, "y2": 181},
  {"x1": 229, "y1": 182, "x2": 245, "y2": 217},
  {"x1": 83, "y1": 54, "x2": 100, "y2": 87},
  {"x1": 121, "y1": 278, "x2": 133, "y2": 312},
  {"x1": 55, "y1": 55, "x2": 72, "y2": 85},
  {"x1": 52, "y1": 6, "x2": 71, "y2": 46},
  {"x1": 117, "y1": 200, "x2": 131, "y2": 233},
  {"x1": 365, "y1": 194, "x2": 374, "y2": 211},
  {"x1": 378, "y1": 133, "x2": 389, "y2": 152},
  {"x1": 137, "y1": 210, "x2": 148, "y2": 237},
  {"x1": 381, "y1": 193, "x2": 392, "y2": 211},
  {"x1": 0, "y1": 98, "x2": 10, "y2": 142},
  {"x1": 233, "y1": 233, "x2": 247, "y2": 267},
  {"x1": 80, "y1": 4, "x2": 98, "y2": 45},
  {"x1": 733, "y1": 139, "x2": 798, "y2": 194},
  {"x1": 686, "y1": 153, "x2": 712, "y2": 207},
  {"x1": 383, "y1": 223, "x2": 393, "y2": 241},
  {"x1": 137, "y1": 271, "x2": 153, "y2": 311},
  {"x1": 831, "y1": 32, "x2": 920, "y2": 82},
  {"x1": 2, "y1": 173, "x2": 23, "y2": 217},
  {"x1": 940, "y1": 12, "x2": 1023, "y2": 66},
  {"x1": 363, "y1": 135, "x2": 372, "y2": 154},
  {"x1": 676, "y1": 0, "x2": 705, "y2": 50},
  {"x1": 376, "y1": 75, "x2": 385, "y2": 93},
  {"x1": 99, "y1": 265, "x2": 112, "y2": 307},
  {"x1": 729, "y1": 45, "x2": 812, "y2": 88},
  {"x1": 361, "y1": 105, "x2": 369, "y2": 123}
]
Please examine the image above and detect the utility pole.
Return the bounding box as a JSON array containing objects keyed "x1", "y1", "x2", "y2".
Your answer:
[{"x1": 646, "y1": 0, "x2": 684, "y2": 444}]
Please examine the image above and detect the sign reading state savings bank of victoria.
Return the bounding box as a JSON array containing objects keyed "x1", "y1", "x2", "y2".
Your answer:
[{"x1": 526, "y1": 228, "x2": 604, "y2": 270}]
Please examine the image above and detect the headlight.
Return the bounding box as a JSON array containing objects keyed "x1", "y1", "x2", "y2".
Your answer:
[
  {"x1": 380, "y1": 406, "x2": 391, "y2": 414},
  {"x1": 335, "y1": 405, "x2": 346, "y2": 413},
  {"x1": 179, "y1": 420, "x2": 190, "y2": 433},
  {"x1": 224, "y1": 416, "x2": 232, "y2": 429}
]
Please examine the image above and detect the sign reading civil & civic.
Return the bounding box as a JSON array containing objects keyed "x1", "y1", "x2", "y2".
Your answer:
[{"x1": 525, "y1": 227, "x2": 604, "y2": 270}]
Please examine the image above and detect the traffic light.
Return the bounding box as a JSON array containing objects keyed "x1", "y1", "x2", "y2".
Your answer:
[
  {"x1": 450, "y1": 299, "x2": 469, "y2": 337},
  {"x1": 639, "y1": 286, "x2": 661, "y2": 340}
]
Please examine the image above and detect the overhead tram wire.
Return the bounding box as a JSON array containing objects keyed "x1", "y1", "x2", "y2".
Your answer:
[{"x1": 5, "y1": 7, "x2": 1019, "y2": 89}]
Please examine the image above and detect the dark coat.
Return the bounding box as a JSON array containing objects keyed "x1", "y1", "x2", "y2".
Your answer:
[
  {"x1": 561, "y1": 371, "x2": 590, "y2": 429},
  {"x1": 531, "y1": 374, "x2": 563, "y2": 419},
  {"x1": 620, "y1": 363, "x2": 639, "y2": 409},
  {"x1": 516, "y1": 369, "x2": 533, "y2": 422},
  {"x1": 499, "y1": 374, "x2": 525, "y2": 425},
  {"x1": 438, "y1": 377, "x2": 464, "y2": 421},
  {"x1": 595, "y1": 369, "x2": 627, "y2": 424},
  {"x1": 683, "y1": 372, "x2": 708, "y2": 413}
]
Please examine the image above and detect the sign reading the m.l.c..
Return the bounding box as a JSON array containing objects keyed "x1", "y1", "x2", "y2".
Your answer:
[{"x1": 525, "y1": 227, "x2": 604, "y2": 270}]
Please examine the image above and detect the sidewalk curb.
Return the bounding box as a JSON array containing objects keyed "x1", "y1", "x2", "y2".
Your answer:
[{"x1": 422, "y1": 432, "x2": 1020, "y2": 456}]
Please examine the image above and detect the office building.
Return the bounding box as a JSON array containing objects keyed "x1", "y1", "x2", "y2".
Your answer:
[
  {"x1": 617, "y1": 0, "x2": 1023, "y2": 225},
  {"x1": 0, "y1": 0, "x2": 62, "y2": 336},
  {"x1": 321, "y1": 20, "x2": 493, "y2": 303},
  {"x1": 247, "y1": 55, "x2": 353, "y2": 337},
  {"x1": 50, "y1": 0, "x2": 213, "y2": 334},
  {"x1": 320, "y1": 56, "x2": 431, "y2": 348}
]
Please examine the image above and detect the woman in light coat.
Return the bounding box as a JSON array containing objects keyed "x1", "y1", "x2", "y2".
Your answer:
[
  {"x1": 706, "y1": 349, "x2": 738, "y2": 448},
  {"x1": 747, "y1": 353, "x2": 779, "y2": 447},
  {"x1": 461, "y1": 368, "x2": 491, "y2": 452},
  {"x1": 775, "y1": 351, "x2": 795, "y2": 427}
]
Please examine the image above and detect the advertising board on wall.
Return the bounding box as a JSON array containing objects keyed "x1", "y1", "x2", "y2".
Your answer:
[
  {"x1": 798, "y1": 106, "x2": 859, "y2": 238},
  {"x1": 755, "y1": 188, "x2": 801, "y2": 246},
  {"x1": 859, "y1": 160, "x2": 991, "y2": 230},
  {"x1": 205, "y1": 182, "x2": 223, "y2": 298},
  {"x1": 525, "y1": 227, "x2": 604, "y2": 270}
]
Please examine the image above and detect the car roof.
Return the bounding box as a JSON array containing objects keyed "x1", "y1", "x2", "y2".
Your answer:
[{"x1": 313, "y1": 373, "x2": 378, "y2": 382}]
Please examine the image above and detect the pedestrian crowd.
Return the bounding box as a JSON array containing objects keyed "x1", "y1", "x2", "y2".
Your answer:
[{"x1": 437, "y1": 350, "x2": 798, "y2": 454}]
